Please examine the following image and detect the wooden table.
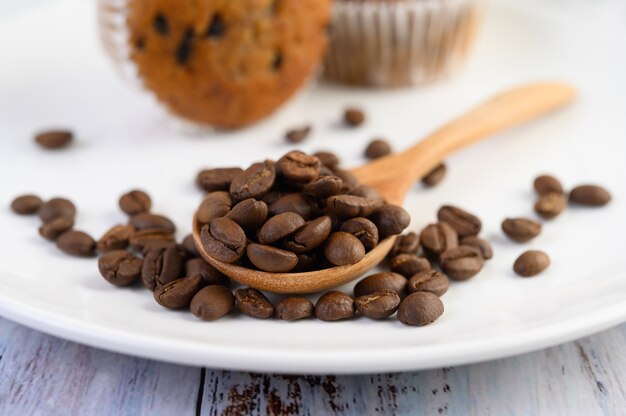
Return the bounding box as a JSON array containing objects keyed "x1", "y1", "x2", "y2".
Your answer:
[{"x1": 1, "y1": 317, "x2": 624, "y2": 415}]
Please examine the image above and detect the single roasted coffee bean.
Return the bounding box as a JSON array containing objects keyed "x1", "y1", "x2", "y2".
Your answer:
[
  {"x1": 348, "y1": 185, "x2": 385, "y2": 205},
  {"x1": 118, "y1": 190, "x2": 151, "y2": 216},
  {"x1": 258, "y1": 212, "x2": 305, "y2": 244},
  {"x1": 10, "y1": 194, "x2": 43, "y2": 215},
  {"x1": 569, "y1": 184, "x2": 611, "y2": 207},
  {"x1": 130, "y1": 213, "x2": 176, "y2": 233},
  {"x1": 154, "y1": 275, "x2": 204, "y2": 309},
  {"x1": 197, "y1": 191, "x2": 233, "y2": 224},
  {"x1": 533, "y1": 175, "x2": 564, "y2": 196},
  {"x1": 283, "y1": 216, "x2": 332, "y2": 253},
  {"x1": 439, "y1": 246, "x2": 484, "y2": 280},
  {"x1": 327, "y1": 195, "x2": 382, "y2": 219},
  {"x1": 420, "y1": 222, "x2": 458, "y2": 256},
  {"x1": 235, "y1": 288, "x2": 274, "y2": 319},
  {"x1": 246, "y1": 243, "x2": 298, "y2": 272},
  {"x1": 314, "y1": 151, "x2": 340, "y2": 168},
  {"x1": 331, "y1": 168, "x2": 359, "y2": 193},
  {"x1": 324, "y1": 232, "x2": 365, "y2": 266},
  {"x1": 437, "y1": 205, "x2": 481, "y2": 237},
  {"x1": 303, "y1": 176, "x2": 343, "y2": 198},
  {"x1": 38, "y1": 198, "x2": 76, "y2": 223},
  {"x1": 315, "y1": 291, "x2": 355, "y2": 321},
  {"x1": 39, "y1": 216, "x2": 74, "y2": 241},
  {"x1": 275, "y1": 297, "x2": 314, "y2": 321},
  {"x1": 285, "y1": 125, "x2": 311, "y2": 143},
  {"x1": 269, "y1": 193, "x2": 316, "y2": 220},
  {"x1": 291, "y1": 251, "x2": 322, "y2": 273},
  {"x1": 534, "y1": 192, "x2": 567, "y2": 219},
  {"x1": 370, "y1": 204, "x2": 410, "y2": 238},
  {"x1": 459, "y1": 236, "x2": 493, "y2": 260},
  {"x1": 185, "y1": 258, "x2": 229, "y2": 286},
  {"x1": 129, "y1": 229, "x2": 176, "y2": 252},
  {"x1": 196, "y1": 167, "x2": 243, "y2": 193},
  {"x1": 56, "y1": 230, "x2": 96, "y2": 257},
  {"x1": 225, "y1": 198, "x2": 268, "y2": 231},
  {"x1": 200, "y1": 217, "x2": 247, "y2": 263},
  {"x1": 190, "y1": 286, "x2": 235, "y2": 321},
  {"x1": 353, "y1": 272, "x2": 407, "y2": 297},
  {"x1": 181, "y1": 234, "x2": 200, "y2": 258},
  {"x1": 502, "y1": 218, "x2": 542, "y2": 242},
  {"x1": 421, "y1": 163, "x2": 447, "y2": 187},
  {"x1": 398, "y1": 292, "x2": 444, "y2": 326},
  {"x1": 230, "y1": 161, "x2": 276, "y2": 202},
  {"x1": 339, "y1": 217, "x2": 379, "y2": 251},
  {"x1": 513, "y1": 250, "x2": 550, "y2": 277},
  {"x1": 388, "y1": 232, "x2": 419, "y2": 258},
  {"x1": 364, "y1": 139, "x2": 391, "y2": 159},
  {"x1": 344, "y1": 108, "x2": 365, "y2": 127},
  {"x1": 277, "y1": 151, "x2": 321, "y2": 182},
  {"x1": 34, "y1": 129, "x2": 73, "y2": 149},
  {"x1": 97, "y1": 224, "x2": 134, "y2": 252},
  {"x1": 407, "y1": 270, "x2": 449, "y2": 297},
  {"x1": 141, "y1": 246, "x2": 184, "y2": 290},
  {"x1": 390, "y1": 254, "x2": 431, "y2": 278},
  {"x1": 98, "y1": 250, "x2": 143, "y2": 286},
  {"x1": 260, "y1": 191, "x2": 286, "y2": 206},
  {"x1": 354, "y1": 290, "x2": 400, "y2": 319}
]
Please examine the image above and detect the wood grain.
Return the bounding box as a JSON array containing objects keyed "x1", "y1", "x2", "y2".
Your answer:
[{"x1": 1, "y1": 318, "x2": 624, "y2": 415}]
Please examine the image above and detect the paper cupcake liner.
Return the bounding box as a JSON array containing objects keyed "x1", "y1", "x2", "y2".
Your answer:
[{"x1": 323, "y1": 0, "x2": 484, "y2": 87}]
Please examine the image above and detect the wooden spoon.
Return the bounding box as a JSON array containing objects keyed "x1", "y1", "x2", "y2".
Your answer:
[{"x1": 193, "y1": 82, "x2": 575, "y2": 294}]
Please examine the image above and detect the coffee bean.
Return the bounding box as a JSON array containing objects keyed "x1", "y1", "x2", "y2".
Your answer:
[
  {"x1": 398, "y1": 292, "x2": 444, "y2": 326},
  {"x1": 230, "y1": 161, "x2": 276, "y2": 202},
  {"x1": 38, "y1": 198, "x2": 76, "y2": 223},
  {"x1": 303, "y1": 176, "x2": 343, "y2": 198},
  {"x1": 569, "y1": 184, "x2": 611, "y2": 206},
  {"x1": 459, "y1": 236, "x2": 493, "y2": 260},
  {"x1": 348, "y1": 185, "x2": 385, "y2": 206},
  {"x1": 98, "y1": 250, "x2": 143, "y2": 286},
  {"x1": 420, "y1": 222, "x2": 458, "y2": 256},
  {"x1": 10, "y1": 194, "x2": 43, "y2": 215},
  {"x1": 260, "y1": 191, "x2": 286, "y2": 206},
  {"x1": 190, "y1": 286, "x2": 234, "y2": 320},
  {"x1": 129, "y1": 229, "x2": 176, "y2": 252},
  {"x1": 354, "y1": 290, "x2": 400, "y2": 319},
  {"x1": 407, "y1": 270, "x2": 449, "y2": 297},
  {"x1": 390, "y1": 254, "x2": 431, "y2": 278},
  {"x1": 353, "y1": 272, "x2": 407, "y2": 297},
  {"x1": 200, "y1": 217, "x2": 247, "y2": 263},
  {"x1": 283, "y1": 216, "x2": 332, "y2": 253},
  {"x1": 388, "y1": 232, "x2": 419, "y2": 258},
  {"x1": 315, "y1": 291, "x2": 355, "y2": 321},
  {"x1": 130, "y1": 213, "x2": 176, "y2": 233},
  {"x1": 141, "y1": 246, "x2": 184, "y2": 290},
  {"x1": 39, "y1": 216, "x2": 74, "y2": 241},
  {"x1": 225, "y1": 198, "x2": 268, "y2": 231},
  {"x1": 196, "y1": 168, "x2": 243, "y2": 193},
  {"x1": 277, "y1": 151, "x2": 321, "y2": 182},
  {"x1": 34, "y1": 130, "x2": 73, "y2": 149},
  {"x1": 56, "y1": 230, "x2": 96, "y2": 257},
  {"x1": 291, "y1": 251, "x2": 322, "y2": 272},
  {"x1": 370, "y1": 204, "x2": 410, "y2": 238},
  {"x1": 97, "y1": 224, "x2": 134, "y2": 253},
  {"x1": 344, "y1": 108, "x2": 365, "y2": 127},
  {"x1": 324, "y1": 232, "x2": 365, "y2": 266},
  {"x1": 533, "y1": 175, "x2": 563, "y2": 195},
  {"x1": 513, "y1": 250, "x2": 550, "y2": 277},
  {"x1": 501, "y1": 218, "x2": 541, "y2": 242},
  {"x1": 313, "y1": 151, "x2": 340, "y2": 168},
  {"x1": 181, "y1": 234, "x2": 200, "y2": 258},
  {"x1": 339, "y1": 217, "x2": 379, "y2": 251},
  {"x1": 258, "y1": 212, "x2": 305, "y2": 244},
  {"x1": 119, "y1": 190, "x2": 151, "y2": 216},
  {"x1": 364, "y1": 139, "x2": 391, "y2": 159},
  {"x1": 437, "y1": 205, "x2": 481, "y2": 237},
  {"x1": 197, "y1": 191, "x2": 232, "y2": 224},
  {"x1": 235, "y1": 288, "x2": 274, "y2": 319},
  {"x1": 421, "y1": 163, "x2": 447, "y2": 187},
  {"x1": 154, "y1": 275, "x2": 204, "y2": 309},
  {"x1": 185, "y1": 258, "x2": 229, "y2": 286},
  {"x1": 269, "y1": 193, "x2": 316, "y2": 220},
  {"x1": 275, "y1": 297, "x2": 314, "y2": 321},
  {"x1": 534, "y1": 192, "x2": 567, "y2": 219},
  {"x1": 246, "y1": 243, "x2": 298, "y2": 272},
  {"x1": 331, "y1": 168, "x2": 359, "y2": 193},
  {"x1": 327, "y1": 195, "x2": 382, "y2": 219},
  {"x1": 439, "y1": 246, "x2": 484, "y2": 280},
  {"x1": 285, "y1": 125, "x2": 311, "y2": 143}
]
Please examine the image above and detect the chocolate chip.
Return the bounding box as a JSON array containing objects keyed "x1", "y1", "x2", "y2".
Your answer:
[
  {"x1": 206, "y1": 14, "x2": 225, "y2": 38},
  {"x1": 10, "y1": 194, "x2": 43, "y2": 215},
  {"x1": 175, "y1": 28, "x2": 194, "y2": 65},
  {"x1": 153, "y1": 13, "x2": 169, "y2": 35},
  {"x1": 272, "y1": 50, "x2": 283, "y2": 70}
]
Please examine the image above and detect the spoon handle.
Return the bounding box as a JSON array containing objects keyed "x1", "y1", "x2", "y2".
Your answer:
[{"x1": 352, "y1": 82, "x2": 576, "y2": 204}]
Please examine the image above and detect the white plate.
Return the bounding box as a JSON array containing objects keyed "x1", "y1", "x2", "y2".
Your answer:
[{"x1": 1, "y1": 0, "x2": 625, "y2": 374}]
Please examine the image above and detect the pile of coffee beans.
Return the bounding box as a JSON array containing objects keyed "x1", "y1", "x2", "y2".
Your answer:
[{"x1": 195, "y1": 150, "x2": 410, "y2": 273}]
